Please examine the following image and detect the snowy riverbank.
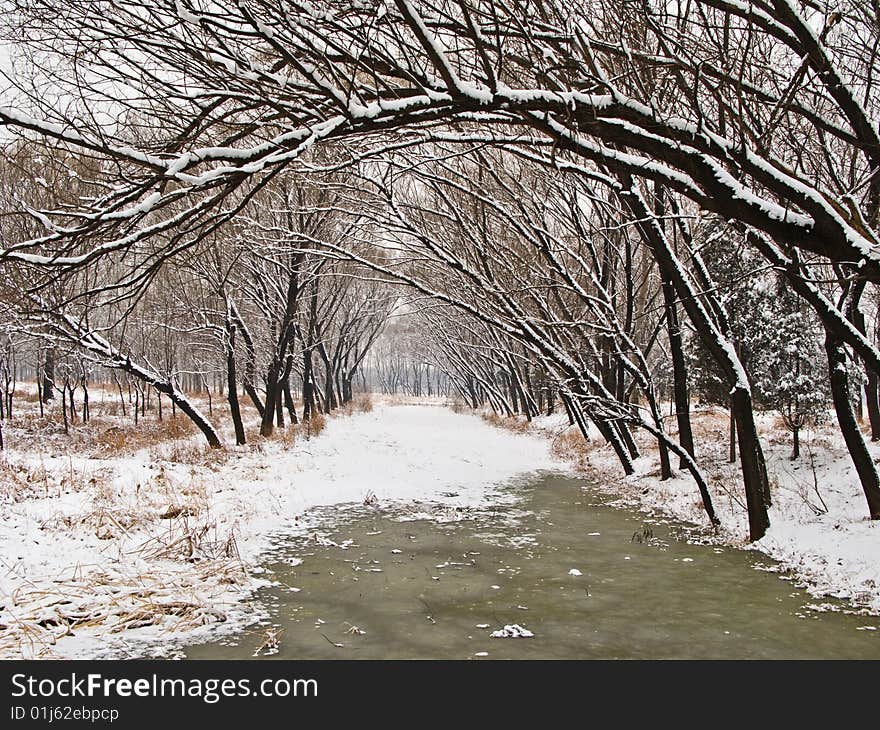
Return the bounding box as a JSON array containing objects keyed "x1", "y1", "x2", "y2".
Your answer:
[{"x1": 0, "y1": 404, "x2": 569, "y2": 659}]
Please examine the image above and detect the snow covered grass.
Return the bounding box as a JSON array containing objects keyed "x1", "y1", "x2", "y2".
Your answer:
[
  {"x1": 4, "y1": 389, "x2": 877, "y2": 658},
  {"x1": 513, "y1": 405, "x2": 880, "y2": 615},
  {"x1": 0, "y1": 395, "x2": 567, "y2": 659}
]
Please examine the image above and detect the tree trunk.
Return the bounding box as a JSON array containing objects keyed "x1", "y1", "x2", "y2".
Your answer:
[
  {"x1": 226, "y1": 321, "x2": 246, "y2": 446},
  {"x1": 260, "y1": 361, "x2": 280, "y2": 437},
  {"x1": 662, "y1": 277, "x2": 695, "y2": 467},
  {"x1": 596, "y1": 418, "x2": 634, "y2": 476},
  {"x1": 283, "y1": 379, "x2": 298, "y2": 424},
  {"x1": 230, "y1": 300, "x2": 264, "y2": 417},
  {"x1": 303, "y1": 349, "x2": 316, "y2": 419},
  {"x1": 43, "y1": 350, "x2": 55, "y2": 401},
  {"x1": 826, "y1": 334, "x2": 880, "y2": 518},
  {"x1": 275, "y1": 385, "x2": 285, "y2": 428},
  {"x1": 61, "y1": 385, "x2": 68, "y2": 434},
  {"x1": 847, "y1": 282, "x2": 880, "y2": 441},
  {"x1": 616, "y1": 420, "x2": 640, "y2": 461},
  {"x1": 114, "y1": 374, "x2": 127, "y2": 418},
  {"x1": 729, "y1": 402, "x2": 737, "y2": 464},
  {"x1": 731, "y1": 386, "x2": 772, "y2": 539},
  {"x1": 866, "y1": 368, "x2": 880, "y2": 441}
]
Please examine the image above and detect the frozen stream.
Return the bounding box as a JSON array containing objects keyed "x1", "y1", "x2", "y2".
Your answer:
[{"x1": 185, "y1": 474, "x2": 880, "y2": 659}]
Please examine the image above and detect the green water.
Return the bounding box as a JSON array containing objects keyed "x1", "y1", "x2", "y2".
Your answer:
[{"x1": 185, "y1": 474, "x2": 880, "y2": 659}]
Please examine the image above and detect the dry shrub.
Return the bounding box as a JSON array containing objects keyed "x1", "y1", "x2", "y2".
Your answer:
[
  {"x1": 18, "y1": 389, "x2": 42, "y2": 404},
  {"x1": 156, "y1": 416, "x2": 197, "y2": 440},
  {"x1": 0, "y1": 459, "x2": 50, "y2": 502},
  {"x1": 97, "y1": 426, "x2": 131, "y2": 454},
  {"x1": 450, "y1": 399, "x2": 469, "y2": 414},
  {"x1": 354, "y1": 393, "x2": 373, "y2": 412},
  {"x1": 687, "y1": 407, "x2": 731, "y2": 442},
  {"x1": 163, "y1": 440, "x2": 228, "y2": 468},
  {"x1": 481, "y1": 411, "x2": 530, "y2": 433},
  {"x1": 88, "y1": 415, "x2": 198, "y2": 457},
  {"x1": 552, "y1": 429, "x2": 592, "y2": 472},
  {"x1": 305, "y1": 412, "x2": 326, "y2": 439},
  {"x1": 275, "y1": 424, "x2": 297, "y2": 448},
  {"x1": 138, "y1": 516, "x2": 239, "y2": 562}
]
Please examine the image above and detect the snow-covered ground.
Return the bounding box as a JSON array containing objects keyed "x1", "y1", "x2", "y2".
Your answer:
[
  {"x1": 0, "y1": 403, "x2": 568, "y2": 658},
  {"x1": 525, "y1": 407, "x2": 880, "y2": 615},
  {"x1": 3, "y1": 396, "x2": 878, "y2": 659}
]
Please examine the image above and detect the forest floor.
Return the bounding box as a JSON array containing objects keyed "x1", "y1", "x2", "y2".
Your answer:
[
  {"x1": 1, "y1": 389, "x2": 878, "y2": 659},
  {"x1": 0, "y1": 392, "x2": 566, "y2": 658}
]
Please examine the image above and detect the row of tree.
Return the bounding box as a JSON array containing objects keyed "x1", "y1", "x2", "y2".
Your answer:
[{"x1": 2, "y1": 0, "x2": 880, "y2": 540}]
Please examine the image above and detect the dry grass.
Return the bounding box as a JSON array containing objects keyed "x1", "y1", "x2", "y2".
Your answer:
[
  {"x1": 0, "y1": 455, "x2": 108, "y2": 504},
  {"x1": 137, "y1": 513, "x2": 240, "y2": 563},
  {"x1": 17, "y1": 388, "x2": 43, "y2": 404},
  {"x1": 0, "y1": 458, "x2": 247, "y2": 658},
  {"x1": 160, "y1": 440, "x2": 229, "y2": 468},
  {"x1": 687, "y1": 406, "x2": 731, "y2": 444},
  {"x1": 551, "y1": 429, "x2": 592, "y2": 472},
  {"x1": 304, "y1": 412, "x2": 326, "y2": 438},
  {"x1": 275, "y1": 424, "x2": 298, "y2": 447},
  {"x1": 480, "y1": 411, "x2": 531, "y2": 433},
  {"x1": 0, "y1": 560, "x2": 243, "y2": 658},
  {"x1": 3, "y1": 410, "x2": 199, "y2": 458},
  {"x1": 0, "y1": 458, "x2": 49, "y2": 503},
  {"x1": 101, "y1": 416, "x2": 196, "y2": 455}
]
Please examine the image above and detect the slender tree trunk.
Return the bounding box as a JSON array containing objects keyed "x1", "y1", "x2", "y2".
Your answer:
[
  {"x1": 61, "y1": 385, "x2": 68, "y2": 434},
  {"x1": 37, "y1": 370, "x2": 44, "y2": 418},
  {"x1": 731, "y1": 386, "x2": 772, "y2": 537},
  {"x1": 226, "y1": 321, "x2": 246, "y2": 446},
  {"x1": 114, "y1": 374, "x2": 126, "y2": 418},
  {"x1": 283, "y1": 379, "x2": 298, "y2": 424},
  {"x1": 596, "y1": 418, "x2": 634, "y2": 476},
  {"x1": 275, "y1": 385, "x2": 285, "y2": 428},
  {"x1": 42, "y1": 350, "x2": 55, "y2": 402},
  {"x1": 616, "y1": 420, "x2": 640, "y2": 461},
  {"x1": 230, "y1": 300, "x2": 264, "y2": 417},
  {"x1": 303, "y1": 350, "x2": 315, "y2": 419},
  {"x1": 866, "y1": 369, "x2": 880, "y2": 441},
  {"x1": 662, "y1": 277, "x2": 696, "y2": 467},
  {"x1": 67, "y1": 384, "x2": 76, "y2": 424},
  {"x1": 825, "y1": 334, "x2": 880, "y2": 518},
  {"x1": 847, "y1": 281, "x2": 880, "y2": 440},
  {"x1": 260, "y1": 361, "x2": 280, "y2": 437},
  {"x1": 729, "y1": 403, "x2": 737, "y2": 464}
]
